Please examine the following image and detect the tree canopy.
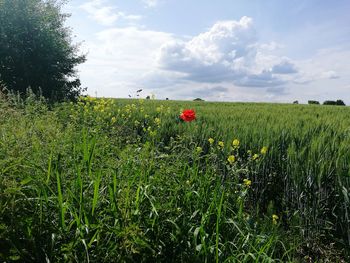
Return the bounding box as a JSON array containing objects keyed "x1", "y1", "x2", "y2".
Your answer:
[
  {"x1": 0, "y1": 0, "x2": 86, "y2": 101},
  {"x1": 323, "y1": 100, "x2": 346, "y2": 106}
]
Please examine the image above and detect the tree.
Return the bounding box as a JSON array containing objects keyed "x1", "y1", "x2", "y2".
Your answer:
[
  {"x1": 323, "y1": 100, "x2": 346, "y2": 106},
  {"x1": 336, "y1": 99, "x2": 345, "y2": 106},
  {"x1": 323, "y1": 100, "x2": 337, "y2": 105},
  {"x1": 0, "y1": 0, "x2": 86, "y2": 101},
  {"x1": 308, "y1": 100, "x2": 320, "y2": 105}
]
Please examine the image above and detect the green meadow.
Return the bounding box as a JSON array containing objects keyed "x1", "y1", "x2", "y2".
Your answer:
[{"x1": 0, "y1": 93, "x2": 349, "y2": 262}]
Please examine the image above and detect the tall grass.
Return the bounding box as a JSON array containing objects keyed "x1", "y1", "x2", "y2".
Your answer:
[{"x1": 0, "y1": 93, "x2": 349, "y2": 262}]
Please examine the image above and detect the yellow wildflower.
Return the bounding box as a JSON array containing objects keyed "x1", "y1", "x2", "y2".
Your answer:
[
  {"x1": 196, "y1": 147, "x2": 202, "y2": 153},
  {"x1": 253, "y1": 154, "x2": 259, "y2": 160},
  {"x1": 261, "y1": 146, "x2": 268, "y2": 155},
  {"x1": 227, "y1": 155, "x2": 235, "y2": 164},
  {"x1": 272, "y1": 214, "x2": 279, "y2": 225},
  {"x1": 208, "y1": 138, "x2": 214, "y2": 144},
  {"x1": 243, "y1": 179, "x2": 252, "y2": 187},
  {"x1": 232, "y1": 139, "x2": 240, "y2": 148},
  {"x1": 218, "y1": 141, "x2": 224, "y2": 148},
  {"x1": 154, "y1": 117, "x2": 161, "y2": 126},
  {"x1": 149, "y1": 130, "x2": 157, "y2": 137}
]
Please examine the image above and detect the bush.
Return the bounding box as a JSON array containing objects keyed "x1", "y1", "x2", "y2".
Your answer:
[
  {"x1": 308, "y1": 100, "x2": 320, "y2": 105},
  {"x1": 323, "y1": 100, "x2": 346, "y2": 106},
  {"x1": 336, "y1": 100, "x2": 346, "y2": 106}
]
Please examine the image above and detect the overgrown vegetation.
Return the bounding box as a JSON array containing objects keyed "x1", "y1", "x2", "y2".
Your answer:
[{"x1": 0, "y1": 93, "x2": 349, "y2": 262}]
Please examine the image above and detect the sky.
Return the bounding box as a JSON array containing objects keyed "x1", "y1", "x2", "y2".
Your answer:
[{"x1": 64, "y1": 0, "x2": 350, "y2": 103}]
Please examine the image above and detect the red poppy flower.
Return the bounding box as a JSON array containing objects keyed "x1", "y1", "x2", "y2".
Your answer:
[{"x1": 180, "y1": 109, "x2": 196, "y2": 122}]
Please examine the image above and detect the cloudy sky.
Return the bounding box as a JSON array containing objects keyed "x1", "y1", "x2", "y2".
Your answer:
[{"x1": 65, "y1": 0, "x2": 350, "y2": 103}]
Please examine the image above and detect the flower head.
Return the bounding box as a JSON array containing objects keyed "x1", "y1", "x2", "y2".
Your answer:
[
  {"x1": 180, "y1": 109, "x2": 196, "y2": 122},
  {"x1": 252, "y1": 153, "x2": 259, "y2": 160},
  {"x1": 243, "y1": 179, "x2": 252, "y2": 187},
  {"x1": 208, "y1": 138, "x2": 214, "y2": 144},
  {"x1": 218, "y1": 141, "x2": 224, "y2": 148},
  {"x1": 196, "y1": 147, "x2": 202, "y2": 153},
  {"x1": 232, "y1": 139, "x2": 240, "y2": 148},
  {"x1": 272, "y1": 214, "x2": 279, "y2": 225},
  {"x1": 261, "y1": 146, "x2": 268, "y2": 155},
  {"x1": 227, "y1": 155, "x2": 235, "y2": 164},
  {"x1": 154, "y1": 117, "x2": 161, "y2": 126}
]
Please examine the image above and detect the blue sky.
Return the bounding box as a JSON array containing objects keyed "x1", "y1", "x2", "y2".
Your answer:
[{"x1": 65, "y1": 0, "x2": 350, "y2": 103}]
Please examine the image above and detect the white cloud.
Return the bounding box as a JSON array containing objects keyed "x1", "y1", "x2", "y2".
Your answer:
[
  {"x1": 321, "y1": 70, "x2": 339, "y2": 79},
  {"x1": 80, "y1": 0, "x2": 142, "y2": 26},
  {"x1": 142, "y1": 0, "x2": 159, "y2": 8},
  {"x1": 259, "y1": 41, "x2": 285, "y2": 51},
  {"x1": 283, "y1": 48, "x2": 350, "y2": 103},
  {"x1": 271, "y1": 59, "x2": 298, "y2": 74},
  {"x1": 157, "y1": 17, "x2": 297, "y2": 88},
  {"x1": 77, "y1": 27, "x2": 173, "y2": 97},
  {"x1": 68, "y1": 6, "x2": 348, "y2": 102},
  {"x1": 235, "y1": 70, "x2": 286, "y2": 87}
]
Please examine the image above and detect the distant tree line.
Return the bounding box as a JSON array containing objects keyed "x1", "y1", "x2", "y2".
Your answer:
[
  {"x1": 293, "y1": 100, "x2": 346, "y2": 106},
  {"x1": 306, "y1": 100, "x2": 346, "y2": 106},
  {"x1": 323, "y1": 100, "x2": 345, "y2": 106},
  {"x1": 308, "y1": 100, "x2": 320, "y2": 105}
]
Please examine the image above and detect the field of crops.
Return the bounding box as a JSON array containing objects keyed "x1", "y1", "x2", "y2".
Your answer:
[{"x1": 0, "y1": 93, "x2": 349, "y2": 262}]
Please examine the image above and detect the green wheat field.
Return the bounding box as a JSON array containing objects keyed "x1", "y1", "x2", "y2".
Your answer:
[{"x1": 0, "y1": 93, "x2": 349, "y2": 262}]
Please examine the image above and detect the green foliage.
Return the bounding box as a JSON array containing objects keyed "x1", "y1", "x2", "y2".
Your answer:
[
  {"x1": 0, "y1": 96, "x2": 349, "y2": 262},
  {"x1": 323, "y1": 100, "x2": 346, "y2": 106},
  {"x1": 0, "y1": 0, "x2": 86, "y2": 101},
  {"x1": 308, "y1": 100, "x2": 320, "y2": 105}
]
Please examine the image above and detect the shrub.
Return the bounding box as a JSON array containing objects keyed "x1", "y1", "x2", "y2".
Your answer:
[
  {"x1": 308, "y1": 100, "x2": 320, "y2": 105},
  {"x1": 323, "y1": 100, "x2": 346, "y2": 106}
]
